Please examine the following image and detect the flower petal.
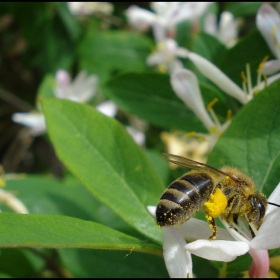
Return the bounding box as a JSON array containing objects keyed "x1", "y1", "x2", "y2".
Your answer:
[
  {"x1": 250, "y1": 209, "x2": 280, "y2": 249},
  {"x1": 256, "y1": 4, "x2": 280, "y2": 59},
  {"x1": 248, "y1": 248, "x2": 269, "y2": 278},
  {"x1": 162, "y1": 227, "x2": 193, "y2": 278},
  {"x1": 188, "y1": 52, "x2": 247, "y2": 104},
  {"x1": 185, "y1": 239, "x2": 249, "y2": 261},
  {"x1": 125, "y1": 5, "x2": 156, "y2": 30},
  {"x1": 171, "y1": 69, "x2": 215, "y2": 130},
  {"x1": 96, "y1": 100, "x2": 117, "y2": 118},
  {"x1": 180, "y1": 218, "x2": 235, "y2": 241},
  {"x1": 147, "y1": 205, "x2": 156, "y2": 217},
  {"x1": 261, "y1": 59, "x2": 280, "y2": 75},
  {"x1": 12, "y1": 112, "x2": 46, "y2": 136}
]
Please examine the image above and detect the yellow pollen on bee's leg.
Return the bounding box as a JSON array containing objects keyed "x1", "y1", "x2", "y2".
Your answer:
[{"x1": 204, "y1": 189, "x2": 227, "y2": 218}]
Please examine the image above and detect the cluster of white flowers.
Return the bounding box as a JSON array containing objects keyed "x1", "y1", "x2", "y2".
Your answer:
[
  {"x1": 148, "y1": 182, "x2": 280, "y2": 278},
  {"x1": 126, "y1": 2, "x2": 280, "y2": 278}
]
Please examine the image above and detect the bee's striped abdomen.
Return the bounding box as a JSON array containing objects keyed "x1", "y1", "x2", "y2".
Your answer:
[{"x1": 156, "y1": 172, "x2": 214, "y2": 226}]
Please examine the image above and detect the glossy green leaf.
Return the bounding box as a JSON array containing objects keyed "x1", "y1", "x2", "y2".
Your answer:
[
  {"x1": 59, "y1": 248, "x2": 168, "y2": 278},
  {"x1": 208, "y1": 80, "x2": 280, "y2": 197},
  {"x1": 78, "y1": 31, "x2": 152, "y2": 82},
  {"x1": 0, "y1": 213, "x2": 162, "y2": 255},
  {"x1": 42, "y1": 98, "x2": 163, "y2": 243},
  {"x1": 192, "y1": 32, "x2": 226, "y2": 65},
  {"x1": 225, "y1": 2, "x2": 262, "y2": 17},
  {"x1": 105, "y1": 72, "x2": 206, "y2": 132},
  {"x1": 5, "y1": 175, "x2": 140, "y2": 237}
]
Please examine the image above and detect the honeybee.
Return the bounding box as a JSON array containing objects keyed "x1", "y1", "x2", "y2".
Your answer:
[{"x1": 156, "y1": 154, "x2": 268, "y2": 240}]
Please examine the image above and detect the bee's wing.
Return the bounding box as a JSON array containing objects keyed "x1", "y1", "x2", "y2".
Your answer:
[{"x1": 163, "y1": 153, "x2": 228, "y2": 177}]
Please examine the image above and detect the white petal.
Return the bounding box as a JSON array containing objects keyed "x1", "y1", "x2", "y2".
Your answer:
[
  {"x1": 218, "y1": 11, "x2": 238, "y2": 46},
  {"x1": 204, "y1": 13, "x2": 217, "y2": 35},
  {"x1": 96, "y1": 100, "x2": 117, "y2": 118},
  {"x1": 257, "y1": 4, "x2": 280, "y2": 59},
  {"x1": 250, "y1": 209, "x2": 280, "y2": 249},
  {"x1": 266, "y1": 182, "x2": 280, "y2": 215},
  {"x1": 253, "y1": 72, "x2": 280, "y2": 93},
  {"x1": 0, "y1": 189, "x2": 29, "y2": 214},
  {"x1": 125, "y1": 5, "x2": 156, "y2": 29},
  {"x1": 180, "y1": 218, "x2": 235, "y2": 241},
  {"x1": 12, "y1": 112, "x2": 46, "y2": 136},
  {"x1": 55, "y1": 69, "x2": 70, "y2": 99},
  {"x1": 261, "y1": 59, "x2": 280, "y2": 75},
  {"x1": 169, "y1": 2, "x2": 211, "y2": 25},
  {"x1": 188, "y1": 52, "x2": 247, "y2": 104},
  {"x1": 126, "y1": 126, "x2": 145, "y2": 147},
  {"x1": 185, "y1": 239, "x2": 249, "y2": 262},
  {"x1": 162, "y1": 227, "x2": 193, "y2": 278},
  {"x1": 147, "y1": 205, "x2": 156, "y2": 217},
  {"x1": 171, "y1": 69, "x2": 215, "y2": 130}
]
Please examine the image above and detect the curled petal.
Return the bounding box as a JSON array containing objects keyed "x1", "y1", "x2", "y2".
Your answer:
[
  {"x1": 188, "y1": 52, "x2": 247, "y2": 104},
  {"x1": 162, "y1": 227, "x2": 193, "y2": 278},
  {"x1": 257, "y1": 4, "x2": 280, "y2": 59},
  {"x1": 248, "y1": 248, "x2": 269, "y2": 278},
  {"x1": 261, "y1": 59, "x2": 280, "y2": 75},
  {"x1": 96, "y1": 100, "x2": 117, "y2": 118},
  {"x1": 185, "y1": 239, "x2": 249, "y2": 262},
  {"x1": 171, "y1": 69, "x2": 215, "y2": 130}
]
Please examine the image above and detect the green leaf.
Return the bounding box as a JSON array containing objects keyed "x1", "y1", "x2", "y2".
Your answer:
[
  {"x1": 105, "y1": 72, "x2": 206, "y2": 132},
  {"x1": 219, "y1": 31, "x2": 273, "y2": 87},
  {"x1": 42, "y1": 98, "x2": 164, "y2": 243},
  {"x1": 5, "y1": 175, "x2": 140, "y2": 237},
  {"x1": 208, "y1": 80, "x2": 280, "y2": 197},
  {"x1": 78, "y1": 31, "x2": 152, "y2": 82},
  {"x1": 0, "y1": 213, "x2": 162, "y2": 255},
  {"x1": 192, "y1": 32, "x2": 227, "y2": 65},
  {"x1": 37, "y1": 74, "x2": 56, "y2": 103},
  {"x1": 59, "y1": 248, "x2": 168, "y2": 278},
  {"x1": 225, "y1": 2, "x2": 262, "y2": 17}
]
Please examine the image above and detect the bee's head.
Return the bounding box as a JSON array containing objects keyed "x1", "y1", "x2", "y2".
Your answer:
[{"x1": 246, "y1": 194, "x2": 267, "y2": 233}]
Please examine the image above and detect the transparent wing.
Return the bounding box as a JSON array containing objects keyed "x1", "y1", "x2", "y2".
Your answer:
[{"x1": 163, "y1": 153, "x2": 229, "y2": 177}]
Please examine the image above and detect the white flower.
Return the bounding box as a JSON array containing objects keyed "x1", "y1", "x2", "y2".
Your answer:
[
  {"x1": 204, "y1": 11, "x2": 241, "y2": 48},
  {"x1": 13, "y1": 70, "x2": 102, "y2": 136},
  {"x1": 148, "y1": 182, "x2": 280, "y2": 278},
  {"x1": 126, "y1": 2, "x2": 211, "y2": 43},
  {"x1": 54, "y1": 70, "x2": 98, "y2": 103},
  {"x1": 67, "y1": 2, "x2": 113, "y2": 16},
  {"x1": 147, "y1": 38, "x2": 189, "y2": 73},
  {"x1": 257, "y1": 4, "x2": 280, "y2": 75},
  {"x1": 12, "y1": 112, "x2": 46, "y2": 136}
]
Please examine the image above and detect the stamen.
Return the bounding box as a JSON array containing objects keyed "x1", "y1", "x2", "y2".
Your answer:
[
  {"x1": 257, "y1": 56, "x2": 269, "y2": 73},
  {"x1": 0, "y1": 165, "x2": 6, "y2": 188},
  {"x1": 226, "y1": 110, "x2": 232, "y2": 121},
  {"x1": 241, "y1": 71, "x2": 248, "y2": 95},
  {"x1": 246, "y1": 64, "x2": 253, "y2": 98},
  {"x1": 207, "y1": 98, "x2": 221, "y2": 130}
]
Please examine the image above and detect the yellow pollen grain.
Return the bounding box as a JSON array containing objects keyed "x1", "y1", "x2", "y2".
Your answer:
[
  {"x1": 204, "y1": 189, "x2": 227, "y2": 218},
  {"x1": 207, "y1": 98, "x2": 218, "y2": 111}
]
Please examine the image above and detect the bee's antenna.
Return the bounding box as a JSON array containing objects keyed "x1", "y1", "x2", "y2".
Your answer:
[{"x1": 268, "y1": 202, "x2": 280, "y2": 207}]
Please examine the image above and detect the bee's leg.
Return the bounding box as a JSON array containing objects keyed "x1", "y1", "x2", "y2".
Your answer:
[{"x1": 205, "y1": 214, "x2": 217, "y2": 240}]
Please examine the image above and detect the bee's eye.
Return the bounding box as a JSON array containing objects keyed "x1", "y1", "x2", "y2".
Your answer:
[{"x1": 250, "y1": 196, "x2": 266, "y2": 219}]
